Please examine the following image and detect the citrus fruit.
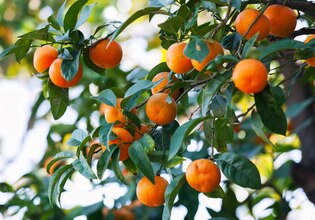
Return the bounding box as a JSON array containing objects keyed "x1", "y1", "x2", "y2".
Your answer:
[
  {"x1": 136, "y1": 176, "x2": 169, "y2": 207},
  {"x1": 109, "y1": 127, "x2": 133, "y2": 161},
  {"x1": 186, "y1": 159, "x2": 221, "y2": 193},
  {"x1": 304, "y1": 35, "x2": 315, "y2": 67},
  {"x1": 33, "y1": 45, "x2": 58, "y2": 73},
  {"x1": 166, "y1": 42, "x2": 193, "y2": 74},
  {"x1": 151, "y1": 72, "x2": 180, "y2": 99}
]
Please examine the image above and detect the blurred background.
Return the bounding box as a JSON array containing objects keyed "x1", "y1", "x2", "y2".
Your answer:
[{"x1": 1, "y1": 0, "x2": 315, "y2": 220}]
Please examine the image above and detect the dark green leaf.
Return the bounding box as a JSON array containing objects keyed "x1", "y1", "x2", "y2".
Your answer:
[
  {"x1": 124, "y1": 80, "x2": 153, "y2": 98},
  {"x1": 46, "y1": 151, "x2": 76, "y2": 174},
  {"x1": 123, "y1": 110, "x2": 141, "y2": 128},
  {"x1": 129, "y1": 141, "x2": 155, "y2": 184},
  {"x1": 242, "y1": 33, "x2": 258, "y2": 58},
  {"x1": 162, "y1": 175, "x2": 186, "y2": 220},
  {"x1": 48, "y1": 15, "x2": 60, "y2": 30},
  {"x1": 184, "y1": 38, "x2": 209, "y2": 63},
  {"x1": 97, "y1": 146, "x2": 117, "y2": 179},
  {"x1": 18, "y1": 26, "x2": 55, "y2": 41},
  {"x1": 146, "y1": 62, "x2": 170, "y2": 80},
  {"x1": 110, "y1": 7, "x2": 166, "y2": 42},
  {"x1": 215, "y1": 118, "x2": 234, "y2": 142},
  {"x1": 204, "y1": 185, "x2": 225, "y2": 198},
  {"x1": 99, "y1": 123, "x2": 115, "y2": 148},
  {"x1": 56, "y1": 167, "x2": 75, "y2": 205},
  {"x1": 222, "y1": 0, "x2": 241, "y2": 11},
  {"x1": 254, "y1": 86, "x2": 287, "y2": 135},
  {"x1": 201, "y1": 71, "x2": 231, "y2": 116},
  {"x1": 72, "y1": 154, "x2": 97, "y2": 179},
  {"x1": 0, "y1": 45, "x2": 18, "y2": 59},
  {"x1": 75, "y1": 4, "x2": 95, "y2": 29},
  {"x1": 120, "y1": 91, "x2": 142, "y2": 111},
  {"x1": 48, "y1": 81, "x2": 69, "y2": 120},
  {"x1": 95, "y1": 89, "x2": 116, "y2": 106},
  {"x1": 221, "y1": 33, "x2": 242, "y2": 51},
  {"x1": 0, "y1": 182, "x2": 14, "y2": 193},
  {"x1": 48, "y1": 164, "x2": 73, "y2": 204},
  {"x1": 251, "y1": 111, "x2": 276, "y2": 147},
  {"x1": 67, "y1": 129, "x2": 88, "y2": 146},
  {"x1": 295, "y1": 47, "x2": 315, "y2": 59},
  {"x1": 64, "y1": 0, "x2": 89, "y2": 31},
  {"x1": 57, "y1": 1, "x2": 67, "y2": 27},
  {"x1": 259, "y1": 39, "x2": 306, "y2": 60},
  {"x1": 214, "y1": 152, "x2": 262, "y2": 189},
  {"x1": 123, "y1": 158, "x2": 138, "y2": 175},
  {"x1": 61, "y1": 49, "x2": 81, "y2": 81},
  {"x1": 112, "y1": 148, "x2": 127, "y2": 184},
  {"x1": 138, "y1": 134, "x2": 155, "y2": 153},
  {"x1": 14, "y1": 39, "x2": 32, "y2": 63},
  {"x1": 169, "y1": 117, "x2": 209, "y2": 160}
]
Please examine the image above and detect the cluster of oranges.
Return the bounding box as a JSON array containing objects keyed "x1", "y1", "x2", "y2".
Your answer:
[{"x1": 33, "y1": 38, "x2": 122, "y2": 88}]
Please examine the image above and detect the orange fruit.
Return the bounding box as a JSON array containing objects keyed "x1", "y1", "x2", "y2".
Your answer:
[
  {"x1": 145, "y1": 93, "x2": 177, "y2": 125},
  {"x1": 112, "y1": 208, "x2": 135, "y2": 220},
  {"x1": 109, "y1": 127, "x2": 133, "y2": 161},
  {"x1": 89, "y1": 39, "x2": 123, "y2": 69},
  {"x1": 136, "y1": 176, "x2": 169, "y2": 207},
  {"x1": 33, "y1": 45, "x2": 58, "y2": 73},
  {"x1": 49, "y1": 59, "x2": 83, "y2": 88},
  {"x1": 232, "y1": 59, "x2": 268, "y2": 94},
  {"x1": 134, "y1": 124, "x2": 150, "y2": 140},
  {"x1": 151, "y1": 72, "x2": 180, "y2": 99},
  {"x1": 304, "y1": 35, "x2": 315, "y2": 67},
  {"x1": 264, "y1": 5, "x2": 297, "y2": 38},
  {"x1": 101, "y1": 98, "x2": 126, "y2": 126},
  {"x1": 235, "y1": 8, "x2": 271, "y2": 41},
  {"x1": 186, "y1": 159, "x2": 221, "y2": 193},
  {"x1": 191, "y1": 40, "x2": 224, "y2": 72},
  {"x1": 166, "y1": 42, "x2": 193, "y2": 74}
]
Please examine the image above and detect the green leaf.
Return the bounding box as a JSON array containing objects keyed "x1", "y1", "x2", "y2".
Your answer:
[
  {"x1": 48, "y1": 81, "x2": 69, "y2": 120},
  {"x1": 110, "y1": 7, "x2": 167, "y2": 42},
  {"x1": 184, "y1": 38, "x2": 209, "y2": 63},
  {"x1": 99, "y1": 123, "x2": 115, "y2": 148},
  {"x1": 242, "y1": 33, "x2": 258, "y2": 58},
  {"x1": 222, "y1": 0, "x2": 241, "y2": 11},
  {"x1": 56, "y1": 167, "x2": 75, "y2": 205},
  {"x1": 129, "y1": 141, "x2": 155, "y2": 184},
  {"x1": 201, "y1": 71, "x2": 231, "y2": 116},
  {"x1": 48, "y1": 15, "x2": 60, "y2": 30},
  {"x1": 46, "y1": 151, "x2": 76, "y2": 174},
  {"x1": 97, "y1": 146, "x2": 117, "y2": 179},
  {"x1": 61, "y1": 49, "x2": 81, "y2": 81},
  {"x1": 204, "y1": 185, "x2": 225, "y2": 198},
  {"x1": 57, "y1": 1, "x2": 67, "y2": 27},
  {"x1": 214, "y1": 152, "x2": 262, "y2": 189},
  {"x1": 112, "y1": 148, "x2": 127, "y2": 184},
  {"x1": 164, "y1": 156, "x2": 185, "y2": 168},
  {"x1": 162, "y1": 174, "x2": 186, "y2": 220},
  {"x1": 123, "y1": 110, "x2": 141, "y2": 128},
  {"x1": 120, "y1": 91, "x2": 142, "y2": 111},
  {"x1": 14, "y1": 39, "x2": 32, "y2": 63},
  {"x1": 123, "y1": 158, "x2": 138, "y2": 175},
  {"x1": 169, "y1": 117, "x2": 209, "y2": 160},
  {"x1": 95, "y1": 89, "x2": 116, "y2": 106},
  {"x1": 72, "y1": 154, "x2": 97, "y2": 179},
  {"x1": 67, "y1": 129, "x2": 88, "y2": 146},
  {"x1": 254, "y1": 86, "x2": 287, "y2": 135},
  {"x1": 215, "y1": 118, "x2": 234, "y2": 143},
  {"x1": 147, "y1": 62, "x2": 170, "y2": 80},
  {"x1": 75, "y1": 4, "x2": 95, "y2": 29},
  {"x1": 0, "y1": 182, "x2": 14, "y2": 193},
  {"x1": 48, "y1": 164, "x2": 73, "y2": 204},
  {"x1": 221, "y1": 33, "x2": 242, "y2": 51},
  {"x1": 0, "y1": 45, "x2": 18, "y2": 59},
  {"x1": 259, "y1": 39, "x2": 306, "y2": 60},
  {"x1": 124, "y1": 80, "x2": 153, "y2": 98},
  {"x1": 295, "y1": 47, "x2": 315, "y2": 59},
  {"x1": 64, "y1": 0, "x2": 89, "y2": 31},
  {"x1": 251, "y1": 111, "x2": 276, "y2": 147},
  {"x1": 138, "y1": 134, "x2": 155, "y2": 153},
  {"x1": 18, "y1": 26, "x2": 55, "y2": 42}
]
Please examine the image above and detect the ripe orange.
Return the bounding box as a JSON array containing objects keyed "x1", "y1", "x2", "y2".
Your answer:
[
  {"x1": 109, "y1": 127, "x2": 133, "y2": 161},
  {"x1": 33, "y1": 45, "x2": 58, "y2": 73},
  {"x1": 151, "y1": 72, "x2": 180, "y2": 99},
  {"x1": 235, "y1": 8, "x2": 271, "y2": 41},
  {"x1": 136, "y1": 176, "x2": 169, "y2": 207},
  {"x1": 186, "y1": 159, "x2": 221, "y2": 193},
  {"x1": 191, "y1": 40, "x2": 224, "y2": 72},
  {"x1": 304, "y1": 35, "x2": 315, "y2": 67},
  {"x1": 145, "y1": 93, "x2": 177, "y2": 125},
  {"x1": 264, "y1": 5, "x2": 297, "y2": 38},
  {"x1": 89, "y1": 38, "x2": 123, "y2": 69},
  {"x1": 232, "y1": 59, "x2": 268, "y2": 94},
  {"x1": 101, "y1": 98, "x2": 126, "y2": 126},
  {"x1": 49, "y1": 58, "x2": 83, "y2": 88},
  {"x1": 166, "y1": 42, "x2": 193, "y2": 74},
  {"x1": 134, "y1": 124, "x2": 150, "y2": 140}
]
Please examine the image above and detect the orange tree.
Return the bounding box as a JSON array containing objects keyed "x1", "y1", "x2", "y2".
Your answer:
[{"x1": 1, "y1": 0, "x2": 315, "y2": 219}]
